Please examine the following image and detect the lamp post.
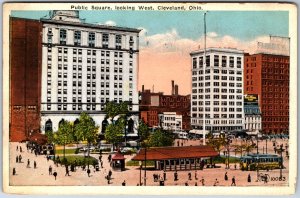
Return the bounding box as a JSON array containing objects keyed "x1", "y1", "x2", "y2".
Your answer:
[
  {"x1": 256, "y1": 134, "x2": 259, "y2": 182},
  {"x1": 265, "y1": 138, "x2": 268, "y2": 154},
  {"x1": 144, "y1": 146, "x2": 147, "y2": 186},
  {"x1": 139, "y1": 161, "x2": 142, "y2": 186},
  {"x1": 278, "y1": 144, "x2": 284, "y2": 180}
]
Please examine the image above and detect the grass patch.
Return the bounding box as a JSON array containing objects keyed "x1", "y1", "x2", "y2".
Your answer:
[
  {"x1": 55, "y1": 149, "x2": 77, "y2": 155},
  {"x1": 212, "y1": 156, "x2": 240, "y2": 164},
  {"x1": 54, "y1": 155, "x2": 98, "y2": 166},
  {"x1": 126, "y1": 160, "x2": 155, "y2": 167}
]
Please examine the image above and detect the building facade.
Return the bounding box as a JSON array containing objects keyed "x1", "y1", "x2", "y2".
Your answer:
[
  {"x1": 190, "y1": 48, "x2": 244, "y2": 132},
  {"x1": 139, "y1": 84, "x2": 190, "y2": 130},
  {"x1": 9, "y1": 11, "x2": 141, "y2": 141},
  {"x1": 244, "y1": 53, "x2": 289, "y2": 134},
  {"x1": 158, "y1": 112, "x2": 183, "y2": 131},
  {"x1": 244, "y1": 94, "x2": 262, "y2": 132},
  {"x1": 9, "y1": 17, "x2": 42, "y2": 142}
]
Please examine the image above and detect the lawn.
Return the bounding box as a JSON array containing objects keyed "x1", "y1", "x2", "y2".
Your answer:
[
  {"x1": 55, "y1": 148, "x2": 77, "y2": 155},
  {"x1": 54, "y1": 155, "x2": 98, "y2": 166}
]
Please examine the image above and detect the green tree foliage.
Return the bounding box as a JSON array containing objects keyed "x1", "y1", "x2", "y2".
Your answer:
[
  {"x1": 148, "y1": 129, "x2": 174, "y2": 147},
  {"x1": 45, "y1": 130, "x2": 54, "y2": 144},
  {"x1": 74, "y1": 112, "x2": 99, "y2": 157},
  {"x1": 206, "y1": 132, "x2": 226, "y2": 154},
  {"x1": 55, "y1": 120, "x2": 73, "y2": 159},
  {"x1": 104, "y1": 101, "x2": 129, "y2": 121},
  {"x1": 138, "y1": 120, "x2": 150, "y2": 143},
  {"x1": 104, "y1": 117, "x2": 125, "y2": 149}
]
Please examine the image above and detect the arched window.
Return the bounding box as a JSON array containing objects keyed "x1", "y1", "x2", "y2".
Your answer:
[
  {"x1": 101, "y1": 118, "x2": 108, "y2": 133},
  {"x1": 58, "y1": 119, "x2": 65, "y2": 128},
  {"x1": 127, "y1": 118, "x2": 134, "y2": 133},
  {"x1": 45, "y1": 119, "x2": 53, "y2": 132}
]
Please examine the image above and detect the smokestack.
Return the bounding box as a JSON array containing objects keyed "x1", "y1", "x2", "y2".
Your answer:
[
  {"x1": 171, "y1": 80, "x2": 175, "y2": 95},
  {"x1": 142, "y1": 85, "x2": 144, "y2": 92},
  {"x1": 175, "y1": 85, "x2": 179, "y2": 95}
]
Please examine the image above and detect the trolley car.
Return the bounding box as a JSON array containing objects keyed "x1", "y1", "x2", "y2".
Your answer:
[{"x1": 240, "y1": 154, "x2": 283, "y2": 171}]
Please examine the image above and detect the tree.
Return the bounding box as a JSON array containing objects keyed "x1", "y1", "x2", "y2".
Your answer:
[
  {"x1": 74, "y1": 112, "x2": 99, "y2": 158},
  {"x1": 104, "y1": 117, "x2": 126, "y2": 149},
  {"x1": 55, "y1": 120, "x2": 73, "y2": 159},
  {"x1": 104, "y1": 101, "x2": 129, "y2": 121},
  {"x1": 104, "y1": 101, "x2": 131, "y2": 149},
  {"x1": 138, "y1": 120, "x2": 150, "y2": 143},
  {"x1": 206, "y1": 132, "x2": 226, "y2": 154},
  {"x1": 148, "y1": 129, "x2": 174, "y2": 147}
]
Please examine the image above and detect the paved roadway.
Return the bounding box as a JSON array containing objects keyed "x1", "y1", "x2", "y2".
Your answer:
[{"x1": 9, "y1": 138, "x2": 289, "y2": 186}]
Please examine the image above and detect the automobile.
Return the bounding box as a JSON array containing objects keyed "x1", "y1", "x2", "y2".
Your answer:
[
  {"x1": 120, "y1": 147, "x2": 134, "y2": 154},
  {"x1": 79, "y1": 146, "x2": 96, "y2": 152}
]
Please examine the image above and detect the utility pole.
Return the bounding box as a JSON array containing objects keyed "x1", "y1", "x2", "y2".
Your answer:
[{"x1": 203, "y1": 11, "x2": 207, "y2": 145}]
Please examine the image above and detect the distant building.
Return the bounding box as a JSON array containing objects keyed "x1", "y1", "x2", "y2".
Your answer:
[
  {"x1": 244, "y1": 35, "x2": 289, "y2": 134},
  {"x1": 190, "y1": 48, "x2": 244, "y2": 132},
  {"x1": 139, "y1": 82, "x2": 190, "y2": 131},
  {"x1": 244, "y1": 94, "x2": 262, "y2": 132},
  {"x1": 159, "y1": 112, "x2": 182, "y2": 131}
]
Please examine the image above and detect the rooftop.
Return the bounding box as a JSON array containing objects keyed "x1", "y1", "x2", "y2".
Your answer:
[{"x1": 132, "y1": 145, "x2": 218, "y2": 161}]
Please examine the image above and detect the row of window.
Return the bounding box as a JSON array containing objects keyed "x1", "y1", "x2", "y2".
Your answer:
[
  {"x1": 192, "y1": 107, "x2": 243, "y2": 112},
  {"x1": 192, "y1": 69, "x2": 242, "y2": 75},
  {"x1": 191, "y1": 95, "x2": 243, "y2": 100},
  {"x1": 192, "y1": 101, "x2": 242, "y2": 106},
  {"x1": 48, "y1": 28, "x2": 134, "y2": 49},
  {"x1": 192, "y1": 55, "x2": 242, "y2": 68},
  {"x1": 191, "y1": 114, "x2": 243, "y2": 118}
]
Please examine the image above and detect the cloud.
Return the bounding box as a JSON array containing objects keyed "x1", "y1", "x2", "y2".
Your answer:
[
  {"x1": 138, "y1": 29, "x2": 271, "y2": 95},
  {"x1": 207, "y1": 32, "x2": 218, "y2": 38},
  {"x1": 104, "y1": 20, "x2": 116, "y2": 26}
]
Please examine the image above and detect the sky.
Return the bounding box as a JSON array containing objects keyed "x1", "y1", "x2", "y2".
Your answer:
[{"x1": 11, "y1": 10, "x2": 289, "y2": 95}]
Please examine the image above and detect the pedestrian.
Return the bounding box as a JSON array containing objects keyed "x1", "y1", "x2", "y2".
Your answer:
[
  {"x1": 122, "y1": 180, "x2": 126, "y2": 186},
  {"x1": 177, "y1": 141, "x2": 179, "y2": 147},
  {"x1": 13, "y1": 168, "x2": 16, "y2": 175},
  {"x1": 27, "y1": 159, "x2": 30, "y2": 168},
  {"x1": 231, "y1": 176, "x2": 236, "y2": 186},
  {"x1": 248, "y1": 174, "x2": 251, "y2": 183},
  {"x1": 99, "y1": 155, "x2": 102, "y2": 162},
  {"x1": 234, "y1": 163, "x2": 237, "y2": 170},
  {"x1": 201, "y1": 177, "x2": 205, "y2": 186},
  {"x1": 65, "y1": 165, "x2": 70, "y2": 176},
  {"x1": 16, "y1": 145, "x2": 18, "y2": 151},
  {"x1": 53, "y1": 171, "x2": 57, "y2": 180},
  {"x1": 20, "y1": 146, "x2": 22, "y2": 152},
  {"x1": 195, "y1": 182, "x2": 198, "y2": 186},
  {"x1": 49, "y1": 165, "x2": 52, "y2": 175},
  {"x1": 108, "y1": 154, "x2": 112, "y2": 162},
  {"x1": 224, "y1": 172, "x2": 228, "y2": 181},
  {"x1": 185, "y1": 182, "x2": 189, "y2": 186},
  {"x1": 16, "y1": 156, "x2": 19, "y2": 163},
  {"x1": 34, "y1": 161, "x2": 37, "y2": 169},
  {"x1": 18, "y1": 155, "x2": 22, "y2": 163},
  {"x1": 101, "y1": 161, "x2": 103, "y2": 168},
  {"x1": 87, "y1": 168, "x2": 91, "y2": 177},
  {"x1": 213, "y1": 178, "x2": 219, "y2": 186},
  {"x1": 163, "y1": 171, "x2": 166, "y2": 181},
  {"x1": 195, "y1": 171, "x2": 198, "y2": 180},
  {"x1": 188, "y1": 172, "x2": 192, "y2": 180},
  {"x1": 181, "y1": 142, "x2": 183, "y2": 146},
  {"x1": 108, "y1": 170, "x2": 112, "y2": 178},
  {"x1": 174, "y1": 171, "x2": 178, "y2": 181}
]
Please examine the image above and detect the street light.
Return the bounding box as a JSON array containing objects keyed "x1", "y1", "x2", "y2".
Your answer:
[
  {"x1": 256, "y1": 133, "x2": 259, "y2": 182},
  {"x1": 277, "y1": 144, "x2": 285, "y2": 180}
]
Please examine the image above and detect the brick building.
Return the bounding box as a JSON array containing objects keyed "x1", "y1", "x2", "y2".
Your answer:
[
  {"x1": 244, "y1": 53, "x2": 289, "y2": 134},
  {"x1": 9, "y1": 17, "x2": 42, "y2": 142},
  {"x1": 139, "y1": 82, "x2": 191, "y2": 131}
]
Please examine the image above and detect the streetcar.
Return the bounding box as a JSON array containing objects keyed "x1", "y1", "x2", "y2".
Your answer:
[{"x1": 240, "y1": 154, "x2": 283, "y2": 171}]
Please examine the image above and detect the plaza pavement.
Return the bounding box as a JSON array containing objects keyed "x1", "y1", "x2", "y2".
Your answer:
[{"x1": 9, "y1": 138, "x2": 289, "y2": 186}]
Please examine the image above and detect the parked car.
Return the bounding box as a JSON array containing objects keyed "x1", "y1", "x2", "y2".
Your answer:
[{"x1": 79, "y1": 146, "x2": 96, "y2": 152}]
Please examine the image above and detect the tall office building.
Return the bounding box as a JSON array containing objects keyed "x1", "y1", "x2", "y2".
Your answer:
[
  {"x1": 190, "y1": 48, "x2": 244, "y2": 132},
  {"x1": 244, "y1": 36, "x2": 289, "y2": 134},
  {"x1": 9, "y1": 10, "x2": 141, "y2": 141}
]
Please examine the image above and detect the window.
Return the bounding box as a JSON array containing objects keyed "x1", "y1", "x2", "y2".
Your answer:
[
  {"x1": 206, "y1": 55, "x2": 210, "y2": 66},
  {"x1": 115, "y1": 35, "x2": 122, "y2": 49},
  {"x1": 102, "y1": 33, "x2": 109, "y2": 48},
  {"x1": 60, "y1": 29, "x2": 67, "y2": 45},
  {"x1": 199, "y1": 56, "x2": 203, "y2": 67},
  {"x1": 214, "y1": 55, "x2": 219, "y2": 66},
  {"x1": 237, "y1": 57, "x2": 242, "y2": 68},
  {"x1": 88, "y1": 32, "x2": 95, "y2": 47},
  {"x1": 229, "y1": 56, "x2": 234, "y2": 67},
  {"x1": 193, "y1": 58, "x2": 197, "y2": 68}
]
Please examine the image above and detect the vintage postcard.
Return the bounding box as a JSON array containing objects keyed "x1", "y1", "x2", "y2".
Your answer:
[{"x1": 2, "y1": 1, "x2": 297, "y2": 195}]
